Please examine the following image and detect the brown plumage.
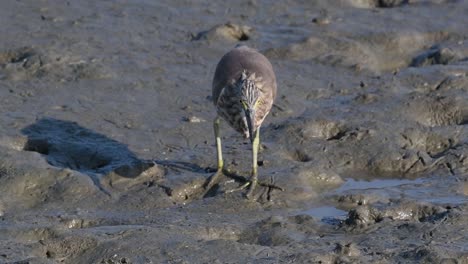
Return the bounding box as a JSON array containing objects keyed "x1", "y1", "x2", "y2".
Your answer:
[
  {"x1": 208, "y1": 45, "x2": 277, "y2": 198},
  {"x1": 212, "y1": 45, "x2": 277, "y2": 138}
]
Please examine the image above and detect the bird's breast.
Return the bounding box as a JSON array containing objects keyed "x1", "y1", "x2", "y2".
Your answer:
[{"x1": 216, "y1": 89, "x2": 249, "y2": 137}]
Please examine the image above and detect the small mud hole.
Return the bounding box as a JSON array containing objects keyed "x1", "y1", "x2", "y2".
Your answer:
[
  {"x1": 238, "y1": 32, "x2": 249, "y2": 41},
  {"x1": 291, "y1": 149, "x2": 312, "y2": 162}
]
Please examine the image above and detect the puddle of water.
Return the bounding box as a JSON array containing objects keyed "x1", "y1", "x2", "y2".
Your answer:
[
  {"x1": 302, "y1": 179, "x2": 425, "y2": 222},
  {"x1": 424, "y1": 196, "x2": 467, "y2": 205},
  {"x1": 336, "y1": 178, "x2": 425, "y2": 192},
  {"x1": 334, "y1": 177, "x2": 466, "y2": 205},
  {"x1": 302, "y1": 177, "x2": 465, "y2": 224},
  {"x1": 303, "y1": 206, "x2": 347, "y2": 220}
]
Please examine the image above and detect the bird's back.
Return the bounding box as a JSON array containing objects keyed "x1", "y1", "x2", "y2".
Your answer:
[{"x1": 212, "y1": 46, "x2": 277, "y2": 104}]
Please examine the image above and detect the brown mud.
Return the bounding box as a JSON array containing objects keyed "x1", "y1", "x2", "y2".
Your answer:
[{"x1": 0, "y1": 0, "x2": 467, "y2": 263}]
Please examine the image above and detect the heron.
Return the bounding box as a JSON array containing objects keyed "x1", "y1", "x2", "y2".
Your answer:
[{"x1": 206, "y1": 45, "x2": 278, "y2": 199}]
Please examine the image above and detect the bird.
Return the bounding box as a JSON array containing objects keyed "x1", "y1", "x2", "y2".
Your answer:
[{"x1": 206, "y1": 45, "x2": 277, "y2": 199}]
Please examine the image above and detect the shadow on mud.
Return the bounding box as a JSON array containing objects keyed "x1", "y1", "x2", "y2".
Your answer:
[{"x1": 21, "y1": 118, "x2": 152, "y2": 179}]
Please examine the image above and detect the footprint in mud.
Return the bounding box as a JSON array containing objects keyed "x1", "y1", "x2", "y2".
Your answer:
[{"x1": 291, "y1": 148, "x2": 313, "y2": 162}]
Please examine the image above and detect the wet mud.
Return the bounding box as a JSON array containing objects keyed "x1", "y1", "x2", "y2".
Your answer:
[{"x1": 0, "y1": 0, "x2": 467, "y2": 263}]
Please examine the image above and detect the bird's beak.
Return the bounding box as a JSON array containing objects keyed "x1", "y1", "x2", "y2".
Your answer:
[{"x1": 245, "y1": 108, "x2": 256, "y2": 143}]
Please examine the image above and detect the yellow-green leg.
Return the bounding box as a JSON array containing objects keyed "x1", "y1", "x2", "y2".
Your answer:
[
  {"x1": 215, "y1": 116, "x2": 224, "y2": 171},
  {"x1": 204, "y1": 116, "x2": 224, "y2": 191},
  {"x1": 246, "y1": 128, "x2": 260, "y2": 198},
  {"x1": 204, "y1": 119, "x2": 282, "y2": 199},
  {"x1": 224, "y1": 127, "x2": 260, "y2": 196}
]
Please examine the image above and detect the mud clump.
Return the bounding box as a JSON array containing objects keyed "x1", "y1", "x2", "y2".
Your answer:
[
  {"x1": 384, "y1": 203, "x2": 450, "y2": 222},
  {"x1": 0, "y1": 47, "x2": 44, "y2": 80},
  {"x1": 399, "y1": 127, "x2": 456, "y2": 157},
  {"x1": 0, "y1": 47, "x2": 38, "y2": 65},
  {"x1": 192, "y1": 23, "x2": 252, "y2": 42},
  {"x1": 347, "y1": 0, "x2": 408, "y2": 8},
  {"x1": 406, "y1": 94, "x2": 468, "y2": 127},
  {"x1": 344, "y1": 202, "x2": 452, "y2": 229},
  {"x1": 337, "y1": 194, "x2": 369, "y2": 206},
  {"x1": 345, "y1": 205, "x2": 383, "y2": 228},
  {"x1": 411, "y1": 46, "x2": 459, "y2": 67},
  {"x1": 301, "y1": 119, "x2": 348, "y2": 141},
  {"x1": 334, "y1": 242, "x2": 360, "y2": 257},
  {"x1": 376, "y1": 0, "x2": 408, "y2": 7}
]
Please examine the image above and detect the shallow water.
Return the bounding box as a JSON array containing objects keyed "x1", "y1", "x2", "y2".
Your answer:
[
  {"x1": 303, "y1": 206, "x2": 348, "y2": 220},
  {"x1": 336, "y1": 178, "x2": 426, "y2": 192}
]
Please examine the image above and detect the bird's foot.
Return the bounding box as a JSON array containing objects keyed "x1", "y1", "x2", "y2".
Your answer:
[
  {"x1": 203, "y1": 168, "x2": 247, "y2": 197},
  {"x1": 224, "y1": 181, "x2": 251, "y2": 194},
  {"x1": 226, "y1": 178, "x2": 284, "y2": 200},
  {"x1": 203, "y1": 169, "x2": 225, "y2": 196},
  {"x1": 204, "y1": 168, "x2": 284, "y2": 200}
]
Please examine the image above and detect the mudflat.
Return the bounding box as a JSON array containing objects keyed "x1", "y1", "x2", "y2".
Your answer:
[{"x1": 0, "y1": 1, "x2": 467, "y2": 263}]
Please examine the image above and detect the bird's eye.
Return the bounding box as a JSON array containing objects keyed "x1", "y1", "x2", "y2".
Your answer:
[{"x1": 240, "y1": 100, "x2": 247, "y2": 109}]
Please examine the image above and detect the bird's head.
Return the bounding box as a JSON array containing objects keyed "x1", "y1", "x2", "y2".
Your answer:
[{"x1": 237, "y1": 70, "x2": 261, "y2": 142}]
